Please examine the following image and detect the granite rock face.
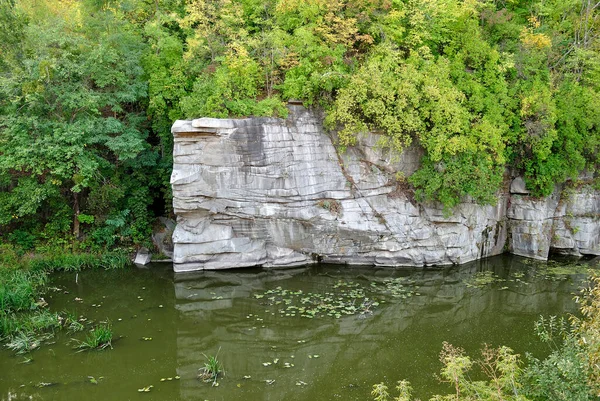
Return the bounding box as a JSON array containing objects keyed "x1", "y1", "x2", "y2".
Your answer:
[{"x1": 171, "y1": 105, "x2": 599, "y2": 271}]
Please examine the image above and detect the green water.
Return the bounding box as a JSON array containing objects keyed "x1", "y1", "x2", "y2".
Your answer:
[{"x1": 0, "y1": 255, "x2": 596, "y2": 401}]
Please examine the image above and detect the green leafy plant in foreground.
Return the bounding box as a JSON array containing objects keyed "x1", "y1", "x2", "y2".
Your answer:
[
  {"x1": 75, "y1": 322, "x2": 113, "y2": 351},
  {"x1": 198, "y1": 348, "x2": 223, "y2": 386}
]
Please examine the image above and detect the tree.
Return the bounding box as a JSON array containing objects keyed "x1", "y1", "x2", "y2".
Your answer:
[{"x1": 0, "y1": 0, "x2": 152, "y2": 243}]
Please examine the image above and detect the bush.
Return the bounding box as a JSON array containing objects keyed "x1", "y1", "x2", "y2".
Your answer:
[{"x1": 373, "y1": 272, "x2": 600, "y2": 401}]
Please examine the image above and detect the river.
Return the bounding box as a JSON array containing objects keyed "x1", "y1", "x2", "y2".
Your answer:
[{"x1": 0, "y1": 254, "x2": 596, "y2": 401}]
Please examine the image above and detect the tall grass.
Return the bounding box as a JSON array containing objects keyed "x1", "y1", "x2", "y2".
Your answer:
[
  {"x1": 0, "y1": 245, "x2": 129, "y2": 353},
  {"x1": 0, "y1": 269, "x2": 46, "y2": 313},
  {"x1": 28, "y1": 251, "x2": 130, "y2": 272}
]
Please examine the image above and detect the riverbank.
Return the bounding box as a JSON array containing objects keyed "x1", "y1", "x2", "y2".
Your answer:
[{"x1": 0, "y1": 245, "x2": 130, "y2": 353}]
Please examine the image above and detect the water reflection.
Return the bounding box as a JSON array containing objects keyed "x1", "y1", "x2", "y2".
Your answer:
[
  {"x1": 0, "y1": 256, "x2": 594, "y2": 401},
  {"x1": 173, "y1": 256, "x2": 591, "y2": 401}
]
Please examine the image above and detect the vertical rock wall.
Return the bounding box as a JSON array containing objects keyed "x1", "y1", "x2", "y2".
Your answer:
[
  {"x1": 171, "y1": 105, "x2": 599, "y2": 271},
  {"x1": 509, "y1": 183, "x2": 600, "y2": 259}
]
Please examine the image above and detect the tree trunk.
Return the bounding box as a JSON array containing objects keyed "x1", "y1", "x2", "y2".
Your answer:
[{"x1": 73, "y1": 191, "x2": 80, "y2": 239}]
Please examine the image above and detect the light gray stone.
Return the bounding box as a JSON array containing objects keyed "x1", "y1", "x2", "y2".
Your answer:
[
  {"x1": 510, "y1": 177, "x2": 529, "y2": 195},
  {"x1": 134, "y1": 248, "x2": 152, "y2": 266},
  {"x1": 191, "y1": 118, "x2": 237, "y2": 129},
  {"x1": 171, "y1": 105, "x2": 600, "y2": 271},
  {"x1": 508, "y1": 185, "x2": 600, "y2": 258}
]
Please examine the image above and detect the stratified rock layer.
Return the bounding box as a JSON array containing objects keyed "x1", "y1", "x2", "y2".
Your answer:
[
  {"x1": 509, "y1": 187, "x2": 600, "y2": 259},
  {"x1": 171, "y1": 105, "x2": 599, "y2": 271}
]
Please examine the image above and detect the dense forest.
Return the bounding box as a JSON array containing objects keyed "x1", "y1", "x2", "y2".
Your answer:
[{"x1": 1, "y1": 0, "x2": 599, "y2": 251}]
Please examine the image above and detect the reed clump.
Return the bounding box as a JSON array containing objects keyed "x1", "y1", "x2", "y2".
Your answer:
[{"x1": 0, "y1": 244, "x2": 129, "y2": 354}]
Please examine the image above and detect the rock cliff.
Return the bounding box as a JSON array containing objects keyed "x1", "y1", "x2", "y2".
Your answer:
[{"x1": 171, "y1": 105, "x2": 599, "y2": 272}]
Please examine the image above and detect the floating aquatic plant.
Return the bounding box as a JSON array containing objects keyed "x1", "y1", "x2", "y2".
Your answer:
[
  {"x1": 137, "y1": 385, "x2": 153, "y2": 392},
  {"x1": 198, "y1": 347, "x2": 223, "y2": 386},
  {"x1": 253, "y1": 279, "x2": 418, "y2": 320},
  {"x1": 464, "y1": 271, "x2": 505, "y2": 288}
]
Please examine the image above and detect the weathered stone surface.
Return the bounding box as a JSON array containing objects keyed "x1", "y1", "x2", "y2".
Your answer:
[
  {"x1": 134, "y1": 248, "x2": 152, "y2": 266},
  {"x1": 171, "y1": 105, "x2": 511, "y2": 271},
  {"x1": 152, "y1": 217, "x2": 175, "y2": 259},
  {"x1": 510, "y1": 177, "x2": 529, "y2": 195},
  {"x1": 507, "y1": 192, "x2": 560, "y2": 260},
  {"x1": 551, "y1": 188, "x2": 600, "y2": 256},
  {"x1": 171, "y1": 105, "x2": 600, "y2": 271},
  {"x1": 508, "y1": 186, "x2": 600, "y2": 259}
]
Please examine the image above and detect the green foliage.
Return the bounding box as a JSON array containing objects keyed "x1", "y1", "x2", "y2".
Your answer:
[
  {"x1": 75, "y1": 322, "x2": 113, "y2": 351},
  {"x1": 199, "y1": 348, "x2": 223, "y2": 385},
  {"x1": 26, "y1": 251, "x2": 129, "y2": 272},
  {"x1": 372, "y1": 380, "x2": 412, "y2": 401},
  {"x1": 327, "y1": 1, "x2": 514, "y2": 208},
  {"x1": 0, "y1": 268, "x2": 46, "y2": 314},
  {"x1": 373, "y1": 272, "x2": 600, "y2": 401},
  {"x1": 326, "y1": 0, "x2": 599, "y2": 207},
  {"x1": 0, "y1": 0, "x2": 157, "y2": 246},
  {"x1": 524, "y1": 330, "x2": 591, "y2": 400},
  {"x1": 572, "y1": 273, "x2": 600, "y2": 396},
  {"x1": 0, "y1": 0, "x2": 26, "y2": 70},
  {"x1": 2, "y1": 0, "x2": 600, "y2": 237}
]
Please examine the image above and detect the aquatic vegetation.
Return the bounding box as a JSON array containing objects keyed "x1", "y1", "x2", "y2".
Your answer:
[
  {"x1": 5, "y1": 331, "x2": 52, "y2": 355},
  {"x1": 26, "y1": 310, "x2": 62, "y2": 332},
  {"x1": 252, "y1": 277, "x2": 422, "y2": 322},
  {"x1": 254, "y1": 280, "x2": 394, "y2": 320},
  {"x1": 159, "y1": 376, "x2": 179, "y2": 381},
  {"x1": 1, "y1": 310, "x2": 63, "y2": 352},
  {"x1": 464, "y1": 271, "x2": 505, "y2": 289},
  {"x1": 137, "y1": 385, "x2": 154, "y2": 392},
  {"x1": 64, "y1": 312, "x2": 85, "y2": 333},
  {"x1": 373, "y1": 271, "x2": 600, "y2": 401},
  {"x1": 5, "y1": 332, "x2": 39, "y2": 354},
  {"x1": 88, "y1": 376, "x2": 103, "y2": 385},
  {"x1": 198, "y1": 348, "x2": 223, "y2": 386},
  {"x1": 75, "y1": 322, "x2": 113, "y2": 351},
  {"x1": 519, "y1": 259, "x2": 591, "y2": 281},
  {"x1": 0, "y1": 250, "x2": 130, "y2": 354},
  {"x1": 28, "y1": 251, "x2": 129, "y2": 273},
  {"x1": 0, "y1": 268, "x2": 47, "y2": 313},
  {"x1": 378, "y1": 277, "x2": 418, "y2": 299}
]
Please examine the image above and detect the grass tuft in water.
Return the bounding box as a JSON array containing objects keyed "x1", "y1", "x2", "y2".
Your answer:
[
  {"x1": 75, "y1": 322, "x2": 113, "y2": 351},
  {"x1": 5, "y1": 331, "x2": 52, "y2": 354},
  {"x1": 198, "y1": 347, "x2": 223, "y2": 385},
  {"x1": 64, "y1": 312, "x2": 85, "y2": 333}
]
